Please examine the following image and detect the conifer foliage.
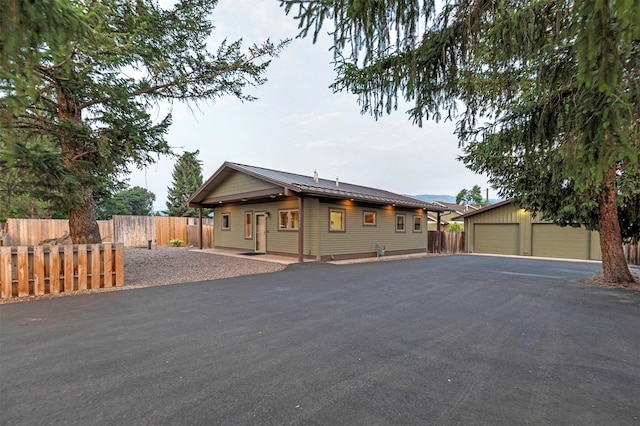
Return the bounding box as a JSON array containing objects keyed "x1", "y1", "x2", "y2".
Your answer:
[
  {"x1": 165, "y1": 151, "x2": 204, "y2": 218},
  {"x1": 1, "y1": 0, "x2": 286, "y2": 243},
  {"x1": 283, "y1": 0, "x2": 640, "y2": 285}
]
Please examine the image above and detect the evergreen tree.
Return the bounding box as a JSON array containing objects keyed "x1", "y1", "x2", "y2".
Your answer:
[
  {"x1": 1, "y1": 0, "x2": 287, "y2": 243},
  {"x1": 166, "y1": 151, "x2": 204, "y2": 218},
  {"x1": 283, "y1": 0, "x2": 639, "y2": 285}
]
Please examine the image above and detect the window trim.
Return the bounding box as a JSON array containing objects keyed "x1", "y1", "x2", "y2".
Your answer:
[
  {"x1": 395, "y1": 214, "x2": 406, "y2": 233},
  {"x1": 329, "y1": 208, "x2": 346, "y2": 232},
  {"x1": 221, "y1": 212, "x2": 231, "y2": 231},
  {"x1": 363, "y1": 211, "x2": 377, "y2": 227},
  {"x1": 413, "y1": 215, "x2": 422, "y2": 233},
  {"x1": 244, "y1": 211, "x2": 253, "y2": 239},
  {"x1": 278, "y1": 209, "x2": 299, "y2": 231}
]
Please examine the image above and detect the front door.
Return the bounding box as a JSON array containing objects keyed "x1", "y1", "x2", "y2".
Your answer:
[{"x1": 255, "y1": 213, "x2": 267, "y2": 253}]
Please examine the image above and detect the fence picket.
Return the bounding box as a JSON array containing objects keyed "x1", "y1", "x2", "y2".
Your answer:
[
  {"x1": 91, "y1": 245, "x2": 101, "y2": 289},
  {"x1": 34, "y1": 246, "x2": 45, "y2": 295},
  {"x1": 103, "y1": 243, "x2": 112, "y2": 288},
  {"x1": 64, "y1": 245, "x2": 74, "y2": 292},
  {"x1": 17, "y1": 247, "x2": 29, "y2": 297},
  {"x1": 50, "y1": 246, "x2": 60, "y2": 294},
  {"x1": 77, "y1": 245, "x2": 87, "y2": 290},
  {"x1": 1, "y1": 247, "x2": 12, "y2": 298},
  {"x1": 115, "y1": 244, "x2": 124, "y2": 286}
]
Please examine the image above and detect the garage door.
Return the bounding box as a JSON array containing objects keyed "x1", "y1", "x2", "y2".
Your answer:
[
  {"x1": 474, "y1": 224, "x2": 519, "y2": 255},
  {"x1": 531, "y1": 224, "x2": 589, "y2": 260}
]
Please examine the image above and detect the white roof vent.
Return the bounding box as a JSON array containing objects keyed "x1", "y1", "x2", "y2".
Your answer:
[
  {"x1": 314, "y1": 170, "x2": 318, "y2": 183},
  {"x1": 336, "y1": 177, "x2": 340, "y2": 187}
]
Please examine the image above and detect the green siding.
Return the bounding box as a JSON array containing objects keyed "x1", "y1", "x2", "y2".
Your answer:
[
  {"x1": 214, "y1": 198, "x2": 429, "y2": 259},
  {"x1": 318, "y1": 202, "x2": 427, "y2": 257},
  {"x1": 205, "y1": 171, "x2": 279, "y2": 199}
]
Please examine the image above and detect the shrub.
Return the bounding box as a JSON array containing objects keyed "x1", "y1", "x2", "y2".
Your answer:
[
  {"x1": 169, "y1": 239, "x2": 183, "y2": 247},
  {"x1": 448, "y1": 223, "x2": 463, "y2": 232}
]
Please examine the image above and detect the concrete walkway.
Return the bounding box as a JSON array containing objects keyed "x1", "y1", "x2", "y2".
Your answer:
[{"x1": 192, "y1": 247, "x2": 439, "y2": 265}]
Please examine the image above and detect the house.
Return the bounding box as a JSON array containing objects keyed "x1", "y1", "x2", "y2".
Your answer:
[
  {"x1": 455, "y1": 200, "x2": 602, "y2": 261},
  {"x1": 187, "y1": 162, "x2": 448, "y2": 262},
  {"x1": 427, "y1": 201, "x2": 479, "y2": 231}
]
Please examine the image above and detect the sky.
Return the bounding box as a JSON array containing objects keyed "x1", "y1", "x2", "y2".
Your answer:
[{"x1": 132, "y1": 0, "x2": 495, "y2": 212}]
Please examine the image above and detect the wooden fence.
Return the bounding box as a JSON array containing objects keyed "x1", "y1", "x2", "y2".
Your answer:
[
  {"x1": 0, "y1": 243, "x2": 124, "y2": 299},
  {"x1": 428, "y1": 231, "x2": 465, "y2": 254},
  {"x1": 3, "y1": 216, "x2": 214, "y2": 248},
  {"x1": 625, "y1": 244, "x2": 640, "y2": 266}
]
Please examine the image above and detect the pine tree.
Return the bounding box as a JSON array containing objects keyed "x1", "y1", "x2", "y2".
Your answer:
[
  {"x1": 166, "y1": 151, "x2": 204, "y2": 218},
  {"x1": 1, "y1": 0, "x2": 287, "y2": 243},
  {"x1": 283, "y1": 0, "x2": 640, "y2": 285}
]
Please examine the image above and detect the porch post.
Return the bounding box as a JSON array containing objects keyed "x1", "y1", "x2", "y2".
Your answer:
[
  {"x1": 198, "y1": 208, "x2": 203, "y2": 250},
  {"x1": 298, "y1": 196, "x2": 304, "y2": 263},
  {"x1": 436, "y1": 211, "x2": 442, "y2": 253}
]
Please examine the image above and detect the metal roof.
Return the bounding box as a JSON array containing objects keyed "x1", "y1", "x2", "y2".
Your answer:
[{"x1": 189, "y1": 162, "x2": 447, "y2": 211}]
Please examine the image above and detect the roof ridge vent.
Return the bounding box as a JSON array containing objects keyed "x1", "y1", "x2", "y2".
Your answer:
[{"x1": 314, "y1": 170, "x2": 318, "y2": 183}]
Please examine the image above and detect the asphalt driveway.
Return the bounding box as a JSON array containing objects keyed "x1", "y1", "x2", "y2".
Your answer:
[{"x1": 1, "y1": 255, "x2": 638, "y2": 425}]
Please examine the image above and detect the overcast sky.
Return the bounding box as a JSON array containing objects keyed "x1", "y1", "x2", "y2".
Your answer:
[{"x1": 132, "y1": 0, "x2": 495, "y2": 211}]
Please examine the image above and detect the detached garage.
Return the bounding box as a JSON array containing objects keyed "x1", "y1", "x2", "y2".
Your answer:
[{"x1": 458, "y1": 200, "x2": 602, "y2": 261}]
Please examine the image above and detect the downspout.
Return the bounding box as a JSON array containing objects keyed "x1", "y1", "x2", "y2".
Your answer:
[{"x1": 298, "y1": 196, "x2": 304, "y2": 263}]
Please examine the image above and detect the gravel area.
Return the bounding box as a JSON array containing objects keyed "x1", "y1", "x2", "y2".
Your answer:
[{"x1": 124, "y1": 246, "x2": 286, "y2": 287}]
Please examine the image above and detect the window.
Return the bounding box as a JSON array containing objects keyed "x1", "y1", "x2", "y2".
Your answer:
[
  {"x1": 363, "y1": 211, "x2": 376, "y2": 226},
  {"x1": 279, "y1": 209, "x2": 299, "y2": 230},
  {"x1": 245, "y1": 212, "x2": 252, "y2": 239},
  {"x1": 413, "y1": 215, "x2": 422, "y2": 232},
  {"x1": 221, "y1": 213, "x2": 230, "y2": 230},
  {"x1": 330, "y1": 209, "x2": 346, "y2": 232},
  {"x1": 395, "y1": 214, "x2": 406, "y2": 232}
]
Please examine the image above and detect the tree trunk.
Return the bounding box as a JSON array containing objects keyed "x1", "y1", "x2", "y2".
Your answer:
[
  {"x1": 68, "y1": 186, "x2": 102, "y2": 244},
  {"x1": 598, "y1": 164, "x2": 634, "y2": 285},
  {"x1": 58, "y1": 88, "x2": 102, "y2": 244}
]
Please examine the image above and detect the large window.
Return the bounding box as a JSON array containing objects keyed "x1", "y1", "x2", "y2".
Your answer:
[
  {"x1": 363, "y1": 211, "x2": 377, "y2": 226},
  {"x1": 221, "y1": 213, "x2": 230, "y2": 230},
  {"x1": 395, "y1": 214, "x2": 406, "y2": 232},
  {"x1": 413, "y1": 215, "x2": 422, "y2": 232},
  {"x1": 279, "y1": 209, "x2": 299, "y2": 230},
  {"x1": 330, "y1": 209, "x2": 346, "y2": 232},
  {"x1": 245, "y1": 212, "x2": 253, "y2": 239}
]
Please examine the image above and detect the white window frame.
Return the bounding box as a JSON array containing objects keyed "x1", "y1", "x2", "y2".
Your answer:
[
  {"x1": 221, "y1": 213, "x2": 231, "y2": 231},
  {"x1": 363, "y1": 211, "x2": 377, "y2": 226},
  {"x1": 413, "y1": 215, "x2": 422, "y2": 233},
  {"x1": 278, "y1": 209, "x2": 299, "y2": 230},
  {"x1": 244, "y1": 211, "x2": 253, "y2": 239},
  {"x1": 395, "y1": 214, "x2": 406, "y2": 233},
  {"x1": 329, "y1": 208, "x2": 346, "y2": 232}
]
